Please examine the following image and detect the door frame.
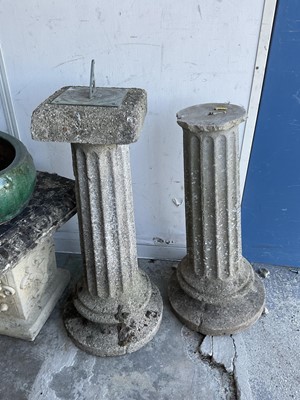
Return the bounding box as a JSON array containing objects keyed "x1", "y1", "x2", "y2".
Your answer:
[
  {"x1": 240, "y1": 0, "x2": 277, "y2": 199},
  {"x1": 0, "y1": 46, "x2": 19, "y2": 138}
]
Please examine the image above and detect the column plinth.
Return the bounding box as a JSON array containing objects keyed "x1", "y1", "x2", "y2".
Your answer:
[
  {"x1": 31, "y1": 87, "x2": 163, "y2": 356},
  {"x1": 168, "y1": 103, "x2": 265, "y2": 335}
]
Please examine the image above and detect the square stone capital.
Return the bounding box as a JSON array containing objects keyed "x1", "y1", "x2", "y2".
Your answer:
[{"x1": 31, "y1": 87, "x2": 147, "y2": 145}]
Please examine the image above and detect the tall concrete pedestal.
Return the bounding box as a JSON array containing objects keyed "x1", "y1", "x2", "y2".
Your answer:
[
  {"x1": 169, "y1": 103, "x2": 265, "y2": 335},
  {"x1": 31, "y1": 87, "x2": 163, "y2": 356}
]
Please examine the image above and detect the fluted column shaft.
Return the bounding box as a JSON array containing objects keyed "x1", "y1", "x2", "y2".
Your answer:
[
  {"x1": 70, "y1": 142, "x2": 152, "y2": 327},
  {"x1": 72, "y1": 143, "x2": 138, "y2": 298},
  {"x1": 169, "y1": 103, "x2": 265, "y2": 335},
  {"x1": 177, "y1": 124, "x2": 252, "y2": 303},
  {"x1": 184, "y1": 128, "x2": 241, "y2": 280}
]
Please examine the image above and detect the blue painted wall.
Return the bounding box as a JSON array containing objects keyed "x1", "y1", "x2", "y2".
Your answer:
[{"x1": 242, "y1": 0, "x2": 300, "y2": 267}]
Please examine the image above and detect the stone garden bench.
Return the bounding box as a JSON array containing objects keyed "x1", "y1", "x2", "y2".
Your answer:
[{"x1": 0, "y1": 171, "x2": 76, "y2": 340}]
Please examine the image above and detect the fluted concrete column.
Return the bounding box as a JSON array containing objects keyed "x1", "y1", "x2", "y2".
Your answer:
[
  {"x1": 169, "y1": 103, "x2": 265, "y2": 335},
  {"x1": 72, "y1": 144, "x2": 141, "y2": 302},
  {"x1": 31, "y1": 87, "x2": 163, "y2": 356}
]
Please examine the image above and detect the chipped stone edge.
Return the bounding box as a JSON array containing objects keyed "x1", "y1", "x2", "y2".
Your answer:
[{"x1": 31, "y1": 86, "x2": 147, "y2": 145}]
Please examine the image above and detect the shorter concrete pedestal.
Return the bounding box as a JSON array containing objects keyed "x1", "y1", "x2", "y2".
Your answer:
[
  {"x1": 31, "y1": 87, "x2": 163, "y2": 356},
  {"x1": 0, "y1": 172, "x2": 76, "y2": 340},
  {"x1": 169, "y1": 103, "x2": 265, "y2": 335}
]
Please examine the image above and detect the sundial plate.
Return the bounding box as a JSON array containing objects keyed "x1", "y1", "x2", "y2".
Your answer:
[{"x1": 51, "y1": 87, "x2": 128, "y2": 107}]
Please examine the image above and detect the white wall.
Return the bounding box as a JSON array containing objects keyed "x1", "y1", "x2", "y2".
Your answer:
[
  {"x1": 0, "y1": 106, "x2": 6, "y2": 132},
  {"x1": 0, "y1": 1, "x2": 265, "y2": 258}
]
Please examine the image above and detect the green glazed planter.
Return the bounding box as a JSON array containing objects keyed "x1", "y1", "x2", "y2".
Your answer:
[{"x1": 0, "y1": 131, "x2": 36, "y2": 224}]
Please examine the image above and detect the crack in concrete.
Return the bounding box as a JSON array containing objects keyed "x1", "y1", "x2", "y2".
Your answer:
[
  {"x1": 199, "y1": 335, "x2": 237, "y2": 400},
  {"x1": 231, "y1": 335, "x2": 253, "y2": 400},
  {"x1": 181, "y1": 326, "x2": 236, "y2": 399},
  {"x1": 199, "y1": 334, "x2": 253, "y2": 400},
  {"x1": 232, "y1": 336, "x2": 239, "y2": 396}
]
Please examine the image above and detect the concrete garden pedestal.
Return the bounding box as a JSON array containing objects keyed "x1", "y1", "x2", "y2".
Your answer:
[
  {"x1": 169, "y1": 103, "x2": 265, "y2": 335},
  {"x1": 31, "y1": 86, "x2": 163, "y2": 356}
]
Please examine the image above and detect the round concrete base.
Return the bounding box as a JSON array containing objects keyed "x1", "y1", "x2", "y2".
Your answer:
[
  {"x1": 63, "y1": 282, "x2": 163, "y2": 356},
  {"x1": 168, "y1": 272, "x2": 265, "y2": 335}
]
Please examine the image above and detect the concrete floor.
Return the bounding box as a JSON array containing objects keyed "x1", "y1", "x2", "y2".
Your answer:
[{"x1": 0, "y1": 255, "x2": 299, "y2": 400}]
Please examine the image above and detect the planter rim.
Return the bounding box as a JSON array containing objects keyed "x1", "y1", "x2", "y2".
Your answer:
[{"x1": 0, "y1": 131, "x2": 28, "y2": 174}]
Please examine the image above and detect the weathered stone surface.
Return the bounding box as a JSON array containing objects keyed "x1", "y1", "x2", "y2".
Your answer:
[
  {"x1": 0, "y1": 171, "x2": 76, "y2": 276},
  {"x1": 64, "y1": 280, "x2": 162, "y2": 357},
  {"x1": 72, "y1": 144, "x2": 144, "y2": 306},
  {"x1": 176, "y1": 103, "x2": 246, "y2": 133},
  {"x1": 0, "y1": 172, "x2": 76, "y2": 340},
  {"x1": 32, "y1": 86, "x2": 162, "y2": 355},
  {"x1": 31, "y1": 86, "x2": 147, "y2": 145},
  {"x1": 169, "y1": 103, "x2": 265, "y2": 335},
  {"x1": 63, "y1": 141, "x2": 163, "y2": 356},
  {"x1": 0, "y1": 237, "x2": 69, "y2": 340}
]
